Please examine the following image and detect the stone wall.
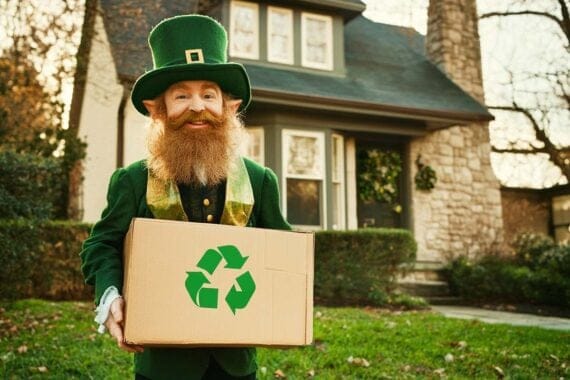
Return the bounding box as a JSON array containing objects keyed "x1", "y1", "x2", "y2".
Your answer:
[{"x1": 409, "y1": 0, "x2": 504, "y2": 262}]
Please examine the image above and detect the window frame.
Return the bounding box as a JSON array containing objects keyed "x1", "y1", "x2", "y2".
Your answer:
[
  {"x1": 267, "y1": 6, "x2": 294, "y2": 65},
  {"x1": 245, "y1": 127, "x2": 265, "y2": 166},
  {"x1": 282, "y1": 129, "x2": 327, "y2": 230},
  {"x1": 301, "y1": 12, "x2": 333, "y2": 71},
  {"x1": 331, "y1": 134, "x2": 346, "y2": 230},
  {"x1": 229, "y1": 0, "x2": 260, "y2": 60}
]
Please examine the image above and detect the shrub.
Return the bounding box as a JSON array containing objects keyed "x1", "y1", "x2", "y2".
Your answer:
[
  {"x1": 445, "y1": 250, "x2": 570, "y2": 307},
  {"x1": 0, "y1": 151, "x2": 64, "y2": 220},
  {"x1": 512, "y1": 232, "x2": 556, "y2": 268},
  {"x1": 314, "y1": 228, "x2": 416, "y2": 306},
  {"x1": 0, "y1": 220, "x2": 92, "y2": 300}
]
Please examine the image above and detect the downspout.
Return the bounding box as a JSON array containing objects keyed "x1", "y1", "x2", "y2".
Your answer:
[{"x1": 116, "y1": 85, "x2": 129, "y2": 168}]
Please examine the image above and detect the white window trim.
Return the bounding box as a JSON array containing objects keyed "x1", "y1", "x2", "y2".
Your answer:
[
  {"x1": 229, "y1": 0, "x2": 259, "y2": 60},
  {"x1": 282, "y1": 129, "x2": 327, "y2": 230},
  {"x1": 267, "y1": 6, "x2": 294, "y2": 65},
  {"x1": 245, "y1": 127, "x2": 265, "y2": 166},
  {"x1": 332, "y1": 134, "x2": 346, "y2": 230},
  {"x1": 301, "y1": 12, "x2": 333, "y2": 71}
]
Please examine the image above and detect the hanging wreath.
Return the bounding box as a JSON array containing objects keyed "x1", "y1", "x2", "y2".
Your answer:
[
  {"x1": 357, "y1": 149, "x2": 402, "y2": 212},
  {"x1": 414, "y1": 154, "x2": 437, "y2": 191}
]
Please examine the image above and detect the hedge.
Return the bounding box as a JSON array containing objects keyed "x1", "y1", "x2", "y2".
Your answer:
[
  {"x1": 315, "y1": 228, "x2": 416, "y2": 306},
  {"x1": 1, "y1": 221, "x2": 417, "y2": 306},
  {"x1": 445, "y1": 234, "x2": 570, "y2": 308},
  {"x1": 0, "y1": 151, "x2": 65, "y2": 219},
  {"x1": 0, "y1": 220, "x2": 92, "y2": 300}
]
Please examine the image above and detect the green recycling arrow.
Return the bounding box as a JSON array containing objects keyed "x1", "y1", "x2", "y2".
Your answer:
[
  {"x1": 185, "y1": 271, "x2": 218, "y2": 308},
  {"x1": 196, "y1": 248, "x2": 222, "y2": 275},
  {"x1": 225, "y1": 271, "x2": 256, "y2": 315},
  {"x1": 218, "y1": 245, "x2": 248, "y2": 269}
]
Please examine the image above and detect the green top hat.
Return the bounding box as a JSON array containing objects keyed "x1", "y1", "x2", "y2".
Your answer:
[{"x1": 131, "y1": 14, "x2": 251, "y2": 116}]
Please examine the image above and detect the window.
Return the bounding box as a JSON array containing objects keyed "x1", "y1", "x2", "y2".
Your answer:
[
  {"x1": 230, "y1": 1, "x2": 259, "y2": 59},
  {"x1": 267, "y1": 6, "x2": 294, "y2": 65},
  {"x1": 283, "y1": 130, "x2": 326, "y2": 228},
  {"x1": 331, "y1": 134, "x2": 345, "y2": 230},
  {"x1": 245, "y1": 127, "x2": 264, "y2": 166},
  {"x1": 301, "y1": 12, "x2": 333, "y2": 70}
]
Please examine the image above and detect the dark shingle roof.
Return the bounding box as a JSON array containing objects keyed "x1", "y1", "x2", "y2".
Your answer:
[
  {"x1": 246, "y1": 16, "x2": 492, "y2": 123},
  {"x1": 99, "y1": 3, "x2": 491, "y2": 123}
]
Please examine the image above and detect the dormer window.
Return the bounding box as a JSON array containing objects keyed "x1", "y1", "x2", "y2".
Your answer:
[
  {"x1": 267, "y1": 6, "x2": 294, "y2": 65},
  {"x1": 229, "y1": 1, "x2": 259, "y2": 59},
  {"x1": 301, "y1": 12, "x2": 333, "y2": 70}
]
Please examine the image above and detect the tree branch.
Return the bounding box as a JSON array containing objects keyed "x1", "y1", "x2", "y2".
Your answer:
[
  {"x1": 489, "y1": 105, "x2": 570, "y2": 180},
  {"x1": 480, "y1": 10, "x2": 569, "y2": 45}
]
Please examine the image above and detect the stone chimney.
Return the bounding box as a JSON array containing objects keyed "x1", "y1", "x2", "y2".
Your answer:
[
  {"x1": 408, "y1": 0, "x2": 504, "y2": 263},
  {"x1": 426, "y1": 0, "x2": 485, "y2": 103}
]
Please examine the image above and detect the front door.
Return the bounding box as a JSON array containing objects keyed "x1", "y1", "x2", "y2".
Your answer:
[{"x1": 356, "y1": 144, "x2": 405, "y2": 228}]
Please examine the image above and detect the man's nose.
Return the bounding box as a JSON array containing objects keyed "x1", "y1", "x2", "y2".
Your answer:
[{"x1": 188, "y1": 97, "x2": 205, "y2": 112}]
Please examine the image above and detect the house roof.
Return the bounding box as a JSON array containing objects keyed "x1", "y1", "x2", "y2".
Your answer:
[{"x1": 99, "y1": 1, "x2": 493, "y2": 126}]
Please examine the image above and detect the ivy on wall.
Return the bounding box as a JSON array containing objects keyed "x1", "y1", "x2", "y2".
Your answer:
[{"x1": 357, "y1": 149, "x2": 402, "y2": 213}]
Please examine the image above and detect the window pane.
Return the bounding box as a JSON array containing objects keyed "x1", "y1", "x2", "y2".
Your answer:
[
  {"x1": 245, "y1": 128, "x2": 264, "y2": 165},
  {"x1": 230, "y1": 1, "x2": 259, "y2": 59},
  {"x1": 301, "y1": 13, "x2": 332, "y2": 70},
  {"x1": 286, "y1": 135, "x2": 322, "y2": 177},
  {"x1": 268, "y1": 7, "x2": 293, "y2": 64},
  {"x1": 287, "y1": 179, "x2": 320, "y2": 226}
]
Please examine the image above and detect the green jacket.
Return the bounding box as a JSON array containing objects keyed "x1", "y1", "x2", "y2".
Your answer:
[{"x1": 80, "y1": 158, "x2": 291, "y2": 379}]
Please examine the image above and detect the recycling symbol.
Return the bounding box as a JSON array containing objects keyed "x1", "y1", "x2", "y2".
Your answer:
[{"x1": 185, "y1": 245, "x2": 256, "y2": 315}]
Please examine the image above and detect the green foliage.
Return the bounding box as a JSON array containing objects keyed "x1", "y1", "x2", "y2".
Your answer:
[
  {"x1": 0, "y1": 151, "x2": 64, "y2": 219},
  {"x1": 0, "y1": 220, "x2": 92, "y2": 300},
  {"x1": 315, "y1": 229, "x2": 416, "y2": 306},
  {"x1": 445, "y1": 235, "x2": 570, "y2": 307},
  {"x1": 1, "y1": 300, "x2": 568, "y2": 379},
  {"x1": 512, "y1": 232, "x2": 556, "y2": 268},
  {"x1": 357, "y1": 149, "x2": 402, "y2": 210},
  {"x1": 414, "y1": 154, "x2": 437, "y2": 191}
]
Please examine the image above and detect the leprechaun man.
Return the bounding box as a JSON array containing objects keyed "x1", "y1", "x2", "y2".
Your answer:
[{"x1": 80, "y1": 15, "x2": 291, "y2": 380}]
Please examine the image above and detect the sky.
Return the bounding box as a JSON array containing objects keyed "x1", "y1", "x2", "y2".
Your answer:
[{"x1": 362, "y1": 0, "x2": 569, "y2": 188}]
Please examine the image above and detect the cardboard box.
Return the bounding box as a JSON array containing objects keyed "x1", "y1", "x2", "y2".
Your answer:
[{"x1": 123, "y1": 218, "x2": 314, "y2": 347}]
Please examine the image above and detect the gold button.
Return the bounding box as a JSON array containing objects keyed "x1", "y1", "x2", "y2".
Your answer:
[
  {"x1": 203, "y1": 198, "x2": 210, "y2": 207},
  {"x1": 206, "y1": 214, "x2": 214, "y2": 222}
]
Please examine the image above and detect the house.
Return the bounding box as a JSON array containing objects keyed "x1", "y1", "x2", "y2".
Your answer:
[{"x1": 71, "y1": 0, "x2": 504, "y2": 265}]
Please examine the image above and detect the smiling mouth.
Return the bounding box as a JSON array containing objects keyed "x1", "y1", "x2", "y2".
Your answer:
[{"x1": 185, "y1": 121, "x2": 210, "y2": 129}]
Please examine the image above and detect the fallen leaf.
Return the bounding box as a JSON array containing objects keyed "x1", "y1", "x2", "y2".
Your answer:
[
  {"x1": 549, "y1": 354, "x2": 559, "y2": 362},
  {"x1": 307, "y1": 369, "x2": 315, "y2": 377},
  {"x1": 444, "y1": 353, "x2": 454, "y2": 363},
  {"x1": 315, "y1": 311, "x2": 323, "y2": 318},
  {"x1": 17, "y1": 345, "x2": 28, "y2": 354},
  {"x1": 433, "y1": 368, "x2": 445, "y2": 377},
  {"x1": 493, "y1": 366, "x2": 504, "y2": 378},
  {"x1": 274, "y1": 369, "x2": 286, "y2": 378},
  {"x1": 347, "y1": 356, "x2": 370, "y2": 367},
  {"x1": 38, "y1": 366, "x2": 48, "y2": 373},
  {"x1": 260, "y1": 367, "x2": 267, "y2": 375}
]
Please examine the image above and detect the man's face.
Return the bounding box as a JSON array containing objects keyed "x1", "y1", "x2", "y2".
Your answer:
[{"x1": 163, "y1": 80, "x2": 224, "y2": 129}]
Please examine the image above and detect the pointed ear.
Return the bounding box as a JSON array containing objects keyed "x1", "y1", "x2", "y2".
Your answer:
[
  {"x1": 226, "y1": 99, "x2": 242, "y2": 114},
  {"x1": 143, "y1": 99, "x2": 157, "y2": 116}
]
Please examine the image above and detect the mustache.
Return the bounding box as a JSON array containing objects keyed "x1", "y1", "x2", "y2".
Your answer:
[{"x1": 166, "y1": 109, "x2": 225, "y2": 130}]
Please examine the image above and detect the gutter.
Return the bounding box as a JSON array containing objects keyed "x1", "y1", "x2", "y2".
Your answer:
[{"x1": 252, "y1": 87, "x2": 495, "y2": 127}]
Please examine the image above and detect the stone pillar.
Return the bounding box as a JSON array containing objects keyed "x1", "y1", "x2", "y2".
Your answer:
[{"x1": 409, "y1": 0, "x2": 504, "y2": 263}]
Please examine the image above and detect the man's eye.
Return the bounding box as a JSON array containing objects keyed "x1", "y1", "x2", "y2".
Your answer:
[
  {"x1": 175, "y1": 94, "x2": 187, "y2": 99},
  {"x1": 204, "y1": 92, "x2": 216, "y2": 99}
]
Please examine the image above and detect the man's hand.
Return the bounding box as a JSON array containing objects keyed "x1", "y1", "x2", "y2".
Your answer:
[{"x1": 104, "y1": 297, "x2": 144, "y2": 353}]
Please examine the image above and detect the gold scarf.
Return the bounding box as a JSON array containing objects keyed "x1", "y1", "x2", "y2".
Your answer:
[{"x1": 146, "y1": 157, "x2": 254, "y2": 226}]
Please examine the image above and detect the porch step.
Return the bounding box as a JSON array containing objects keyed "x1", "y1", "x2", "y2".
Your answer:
[{"x1": 397, "y1": 280, "x2": 450, "y2": 298}]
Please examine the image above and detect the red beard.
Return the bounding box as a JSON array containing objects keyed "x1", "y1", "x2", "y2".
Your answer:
[{"x1": 146, "y1": 106, "x2": 244, "y2": 186}]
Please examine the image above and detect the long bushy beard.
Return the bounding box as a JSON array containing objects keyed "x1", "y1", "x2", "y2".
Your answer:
[{"x1": 146, "y1": 103, "x2": 246, "y2": 186}]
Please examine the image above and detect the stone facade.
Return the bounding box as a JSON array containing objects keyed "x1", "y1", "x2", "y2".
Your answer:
[{"x1": 409, "y1": 0, "x2": 504, "y2": 262}]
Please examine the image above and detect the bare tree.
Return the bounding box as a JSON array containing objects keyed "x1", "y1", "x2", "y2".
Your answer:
[{"x1": 480, "y1": 0, "x2": 570, "y2": 186}]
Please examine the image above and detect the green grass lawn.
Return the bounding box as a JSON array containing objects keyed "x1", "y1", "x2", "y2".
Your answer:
[{"x1": 0, "y1": 300, "x2": 568, "y2": 379}]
